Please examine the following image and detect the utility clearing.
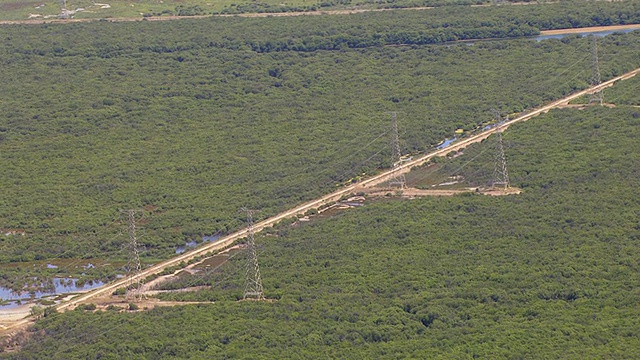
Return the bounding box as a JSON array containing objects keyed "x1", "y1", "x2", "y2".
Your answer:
[{"x1": 0, "y1": 62, "x2": 638, "y2": 344}]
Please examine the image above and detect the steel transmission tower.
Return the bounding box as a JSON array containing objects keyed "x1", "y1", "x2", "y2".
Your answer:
[
  {"x1": 589, "y1": 35, "x2": 604, "y2": 105},
  {"x1": 491, "y1": 110, "x2": 510, "y2": 189},
  {"x1": 389, "y1": 112, "x2": 406, "y2": 188},
  {"x1": 124, "y1": 210, "x2": 143, "y2": 301},
  {"x1": 58, "y1": 0, "x2": 69, "y2": 18},
  {"x1": 492, "y1": 132, "x2": 510, "y2": 189},
  {"x1": 242, "y1": 209, "x2": 264, "y2": 300}
]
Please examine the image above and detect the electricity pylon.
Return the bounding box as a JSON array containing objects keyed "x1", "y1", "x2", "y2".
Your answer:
[
  {"x1": 589, "y1": 35, "x2": 604, "y2": 105},
  {"x1": 58, "y1": 0, "x2": 69, "y2": 18},
  {"x1": 124, "y1": 209, "x2": 143, "y2": 301},
  {"x1": 491, "y1": 110, "x2": 510, "y2": 189},
  {"x1": 389, "y1": 112, "x2": 406, "y2": 189},
  {"x1": 242, "y1": 209, "x2": 264, "y2": 300}
]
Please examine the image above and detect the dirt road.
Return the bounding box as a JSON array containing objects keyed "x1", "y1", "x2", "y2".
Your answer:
[{"x1": 540, "y1": 24, "x2": 640, "y2": 36}]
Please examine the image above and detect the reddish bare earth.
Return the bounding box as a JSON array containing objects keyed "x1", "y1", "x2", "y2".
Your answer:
[{"x1": 363, "y1": 187, "x2": 522, "y2": 198}]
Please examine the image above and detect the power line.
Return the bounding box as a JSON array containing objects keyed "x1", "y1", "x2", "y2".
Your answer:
[
  {"x1": 589, "y1": 35, "x2": 604, "y2": 105},
  {"x1": 123, "y1": 209, "x2": 143, "y2": 302},
  {"x1": 241, "y1": 208, "x2": 264, "y2": 300},
  {"x1": 388, "y1": 112, "x2": 406, "y2": 189},
  {"x1": 490, "y1": 110, "x2": 510, "y2": 190}
]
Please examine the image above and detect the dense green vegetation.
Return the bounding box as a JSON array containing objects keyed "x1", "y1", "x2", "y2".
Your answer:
[
  {"x1": 2, "y1": 14, "x2": 638, "y2": 275},
  {"x1": 7, "y1": 103, "x2": 640, "y2": 358},
  {"x1": 0, "y1": 1, "x2": 639, "y2": 355},
  {"x1": 605, "y1": 72, "x2": 640, "y2": 106}
]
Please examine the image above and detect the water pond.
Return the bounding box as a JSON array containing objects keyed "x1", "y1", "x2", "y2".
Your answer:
[
  {"x1": 0, "y1": 278, "x2": 105, "y2": 305},
  {"x1": 175, "y1": 234, "x2": 223, "y2": 254},
  {"x1": 437, "y1": 138, "x2": 457, "y2": 150}
]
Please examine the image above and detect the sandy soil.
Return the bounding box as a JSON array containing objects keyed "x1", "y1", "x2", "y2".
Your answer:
[
  {"x1": 557, "y1": 103, "x2": 616, "y2": 109},
  {"x1": 479, "y1": 187, "x2": 522, "y2": 196},
  {"x1": 143, "y1": 286, "x2": 208, "y2": 296},
  {"x1": 540, "y1": 24, "x2": 640, "y2": 36},
  {"x1": 363, "y1": 186, "x2": 521, "y2": 197},
  {"x1": 0, "y1": 305, "x2": 33, "y2": 325},
  {"x1": 66, "y1": 297, "x2": 214, "y2": 312},
  {"x1": 364, "y1": 187, "x2": 472, "y2": 197}
]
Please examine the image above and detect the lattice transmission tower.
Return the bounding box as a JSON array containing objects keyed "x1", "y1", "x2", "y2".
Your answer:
[
  {"x1": 491, "y1": 110, "x2": 510, "y2": 189},
  {"x1": 58, "y1": 0, "x2": 69, "y2": 18},
  {"x1": 389, "y1": 112, "x2": 406, "y2": 189},
  {"x1": 242, "y1": 209, "x2": 265, "y2": 300},
  {"x1": 124, "y1": 209, "x2": 143, "y2": 301},
  {"x1": 589, "y1": 35, "x2": 604, "y2": 105}
]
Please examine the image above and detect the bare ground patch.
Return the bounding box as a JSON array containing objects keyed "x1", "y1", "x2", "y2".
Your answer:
[{"x1": 363, "y1": 186, "x2": 521, "y2": 198}]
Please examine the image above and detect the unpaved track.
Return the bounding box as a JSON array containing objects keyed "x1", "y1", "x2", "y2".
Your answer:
[
  {"x1": 540, "y1": 24, "x2": 640, "y2": 36},
  {"x1": 1, "y1": 66, "x2": 639, "y2": 336}
]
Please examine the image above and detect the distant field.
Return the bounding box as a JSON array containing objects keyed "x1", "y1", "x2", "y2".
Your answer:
[
  {"x1": 0, "y1": 0, "x2": 295, "y2": 20},
  {"x1": 1, "y1": 0, "x2": 638, "y2": 21},
  {"x1": 0, "y1": 0, "x2": 406, "y2": 21}
]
